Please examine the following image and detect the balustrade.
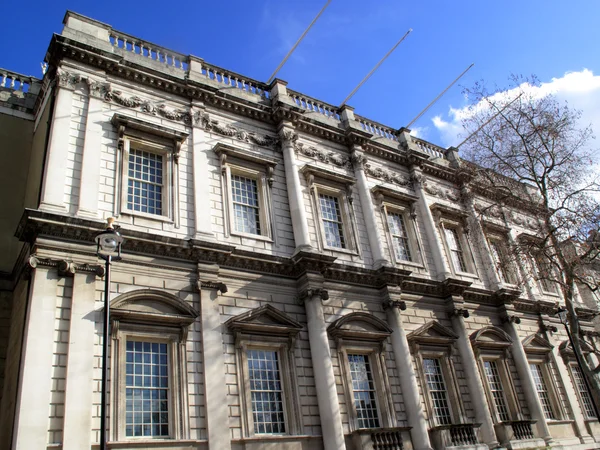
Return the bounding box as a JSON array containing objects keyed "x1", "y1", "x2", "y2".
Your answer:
[
  {"x1": 109, "y1": 32, "x2": 189, "y2": 71},
  {"x1": 356, "y1": 115, "x2": 398, "y2": 141},
  {"x1": 510, "y1": 421, "x2": 535, "y2": 440},
  {"x1": 371, "y1": 429, "x2": 404, "y2": 450},
  {"x1": 430, "y1": 423, "x2": 480, "y2": 448},
  {"x1": 0, "y1": 69, "x2": 33, "y2": 93},
  {"x1": 199, "y1": 62, "x2": 269, "y2": 98},
  {"x1": 288, "y1": 90, "x2": 340, "y2": 120},
  {"x1": 411, "y1": 136, "x2": 447, "y2": 159}
]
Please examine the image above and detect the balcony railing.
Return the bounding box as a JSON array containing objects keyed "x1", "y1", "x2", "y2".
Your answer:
[
  {"x1": 411, "y1": 136, "x2": 447, "y2": 159},
  {"x1": 350, "y1": 427, "x2": 409, "y2": 450},
  {"x1": 430, "y1": 423, "x2": 481, "y2": 448},
  {"x1": 0, "y1": 69, "x2": 35, "y2": 93},
  {"x1": 511, "y1": 420, "x2": 535, "y2": 440},
  {"x1": 355, "y1": 114, "x2": 399, "y2": 142},
  {"x1": 287, "y1": 89, "x2": 341, "y2": 121}
]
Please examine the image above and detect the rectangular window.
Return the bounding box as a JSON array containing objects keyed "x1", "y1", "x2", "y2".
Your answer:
[
  {"x1": 423, "y1": 358, "x2": 452, "y2": 425},
  {"x1": 489, "y1": 240, "x2": 511, "y2": 283},
  {"x1": 125, "y1": 340, "x2": 169, "y2": 438},
  {"x1": 530, "y1": 364, "x2": 555, "y2": 419},
  {"x1": 444, "y1": 227, "x2": 467, "y2": 273},
  {"x1": 127, "y1": 148, "x2": 164, "y2": 215},
  {"x1": 483, "y1": 361, "x2": 510, "y2": 422},
  {"x1": 571, "y1": 365, "x2": 597, "y2": 418},
  {"x1": 247, "y1": 349, "x2": 285, "y2": 434},
  {"x1": 231, "y1": 175, "x2": 261, "y2": 235},
  {"x1": 319, "y1": 194, "x2": 346, "y2": 248},
  {"x1": 532, "y1": 254, "x2": 556, "y2": 293},
  {"x1": 348, "y1": 354, "x2": 380, "y2": 429},
  {"x1": 387, "y1": 212, "x2": 412, "y2": 262}
]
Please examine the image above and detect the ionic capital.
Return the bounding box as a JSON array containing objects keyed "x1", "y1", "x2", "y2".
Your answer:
[
  {"x1": 27, "y1": 255, "x2": 104, "y2": 277},
  {"x1": 383, "y1": 299, "x2": 406, "y2": 311},
  {"x1": 298, "y1": 288, "x2": 329, "y2": 305}
]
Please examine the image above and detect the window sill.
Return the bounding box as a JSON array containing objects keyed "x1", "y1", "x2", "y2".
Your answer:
[
  {"x1": 324, "y1": 245, "x2": 359, "y2": 257},
  {"x1": 120, "y1": 210, "x2": 173, "y2": 224},
  {"x1": 395, "y1": 260, "x2": 426, "y2": 270},
  {"x1": 546, "y1": 419, "x2": 574, "y2": 425},
  {"x1": 231, "y1": 231, "x2": 274, "y2": 242},
  {"x1": 106, "y1": 439, "x2": 204, "y2": 449},
  {"x1": 233, "y1": 434, "x2": 320, "y2": 443},
  {"x1": 453, "y1": 271, "x2": 479, "y2": 280}
]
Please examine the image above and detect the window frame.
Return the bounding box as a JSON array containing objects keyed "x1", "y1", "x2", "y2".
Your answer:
[
  {"x1": 372, "y1": 186, "x2": 424, "y2": 268},
  {"x1": 301, "y1": 165, "x2": 360, "y2": 255},
  {"x1": 486, "y1": 234, "x2": 517, "y2": 286},
  {"x1": 226, "y1": 304, "x2": 303, "y2": 438},
  {"x1": 559, "y1": 340, "x2": 598, "y2": 420},
  {"x1": 112, "y1": 114, "x2": 187, "y2": 225},
  {"x1": 109, "y1": 289, "x2": 198, "y2": 443},
  {"x1": 531, "y1": 252, "x2": 559, "y2": 295},
  {"x1": 569, "y1": 364, "x2": 597, "y2": 420},
  {"x1": 328, "y1": 312, "x2": 396, "y2": 432},
  {"x1": 215, "y1": 143, "x2": 277, "y2": 242}
]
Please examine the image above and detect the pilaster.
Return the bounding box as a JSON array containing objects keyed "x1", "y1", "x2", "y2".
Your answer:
[
  {"x1": 12, "y1": 259, "x2": 61, "y2": 450},
  {"x1": 191, "y1": 103, "x2": 216, "y2": 240},
  {"x1": 383, "y1": 287, "x2": 433, "y2": 450},
  {"x1": 39, "y1": 68, "x2": 79, "y2": 213},
  {"x1": 501, "y1": 307, "x2": 554, "y2": 443},
  {"x1": 410, "y1": 166, "x2": 452, "y2": 279},
  {"x1": 278, "y1": 122, "x2": 312, "y2": 252},
  {"x1": 447, "y1": 298, "x2": 500, "y2": 448},
  {"x1": 350, "y1": 146, "x2": 388, "y2": 268},
  {"x1": 198, "y1": 264, "x2": 231, "y2": 450},
  {"x1": 298, "y1": 275, "x2": 345, "y2": 450},
  {"x1": 76, "y1": 78, "x2": 107, "y2": 219}
]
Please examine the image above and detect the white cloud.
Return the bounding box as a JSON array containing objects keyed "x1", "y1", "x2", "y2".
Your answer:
[{"x1": 432, "y1": 69, "x2": 600, "y2": 149}]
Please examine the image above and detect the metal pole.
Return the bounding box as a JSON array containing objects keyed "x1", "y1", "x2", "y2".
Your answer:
[
  {"x1": 100, "y1": 255, "x2": 111, "y2": 450},
  {"x1": 563, "y1": 320, "x2": 600, "y2": 419}
]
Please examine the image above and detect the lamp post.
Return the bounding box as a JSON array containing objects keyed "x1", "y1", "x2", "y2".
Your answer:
[
  {"x1": 95, "y1": 217, "x2": 124, "y2": 450},
  {"x1": 556, "y1": 306, "x2": 600, "y2": 419}
]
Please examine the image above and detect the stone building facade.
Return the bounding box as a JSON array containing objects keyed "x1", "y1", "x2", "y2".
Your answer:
[{"x1": 0, "y1": 11, "x2": 599, "y2": 450}]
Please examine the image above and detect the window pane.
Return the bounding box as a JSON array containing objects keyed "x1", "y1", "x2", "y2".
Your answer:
[
  {"x1": 231, "y1": 175, "x2": 261, "y2": 235},
  {"x1": 127, "y1": 149, "x2": 163, "y2": 215},
  {"x1": 319, "y1": 194, "x2": 345, "y2": 248},
  {"x1": 489, "y1": 240, "x2": 512, "y2": 283},
  {"x1": 387, "y1": 212, "x2": 412, "y2": 261},
  {"x1": 423, "y1": 358, "x2": 452, "y2": 425},
  {"x1": 530, "y1": 364, "x2": 555, "y2": 419},
  {"x1": 125, "y1": 340, "x2": 169, "y2": 437},
  {"x1": 483, "y1": 361, "x2": 510, "y2": 422},
  {"x1": 348, "y1": 354, "x2": 380, "y2": 428},
  {"x1": 444, "y1": 227, "x2": 467, "y2": 272},
  {"x1": 247, "y1": 350, "x2": 285, "y2": 434},
  {"x1": 571, "y1": 365, "x2": 597, "y2": 418}
]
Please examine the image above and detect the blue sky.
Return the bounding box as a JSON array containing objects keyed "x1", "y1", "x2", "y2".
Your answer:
[{"x1": 2, "y1": 0, "x2": 599, "y2": 147}]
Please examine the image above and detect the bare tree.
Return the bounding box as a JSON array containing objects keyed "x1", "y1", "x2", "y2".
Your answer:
[{"x1": 458, "y1": 74, "x2": 600, "y2": 407}]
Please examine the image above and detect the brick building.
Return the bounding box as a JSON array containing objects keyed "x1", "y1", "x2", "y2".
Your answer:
[{"x1": 0, "y1": 11, "x2": 599, "y2": 450}]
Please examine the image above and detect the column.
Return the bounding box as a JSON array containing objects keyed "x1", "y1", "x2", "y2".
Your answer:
[
  {"x1": 302, "y1": 288, "x2": 345, "y2": 450},
  {"x1": 503, "y1": 316, "x2": 553, "y2": 443},
  {"x1": 410, "y1": 167, "x2": 452, "y2": 279},
  {"x1": 450, "y1": 306, "x2": 500, "y2": 448},
  {"x1": 278, "y1": 122, "x2": 312, "y2": 252},
  {"x1": 63, "y1": 271, "x2": 98, "y2": 449},
  {"x1": 351, "y1": 147, "x2": 388, "y2": 268},
  {"x1": 191, "y1": 104, "x2": 215, "y2": 240},
  {"x1": 12, "y1": 261, "x2": 59, "y2": 450},
  {"x1": 76, "y1": 80, "x2": 105, "y2": 219},
  {"x1": 40, "y1": 68, "x2": 79, "y2": 213},
  {"x1": 385, "y1": 299, "x2": 433, "y2": 450},
  {"x1": 198, "y1": 264, "x2": 231, "y2": 450}
]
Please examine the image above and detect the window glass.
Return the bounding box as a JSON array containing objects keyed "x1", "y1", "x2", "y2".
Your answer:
[
  {"x1": 127, "y1": 149, "x2": 163, "y2": 215},
  {"x1": 530, "y1": 363, "x2": 555, "y2": 419},
  {"x1": 571, "y1": 365, "x2": 597, "y2": 418},
  {"x1": 348, "y1": 354, "x2": 380, "y2": 428},
  {"x1": 423, "y1": 358, "x2": 452, "y2": 425},
  {"x1": 125, "y1": 340, "x2": 169, "y2": 437},
  {"x1": 247, "y1": 349, "x2": 285, "y2": 434},
  {"x1": 483, "y1": 360, "x2": 510, "y2": 422},
  {"x1": 231, "y1": 175, "x2": 261, "y2": 235},
  {"x1": 444, "y1": 227, "x2": 467, "y2": 272},
  {"x1": 387, "y1": 212, "x2": 412, "y2": 261},
  {"x1": 489, "y1": 240, "x2": 511, "y2": 283},
  {"x1": 319, "y1": 194, "x2": 345, "y2": 248}
]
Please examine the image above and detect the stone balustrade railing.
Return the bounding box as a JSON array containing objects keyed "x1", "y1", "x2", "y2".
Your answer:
[
  {"x1": 0, "y1": 69, "x2": 35, "y2": 93},
  {"x1": 411, "y1": 136, "x2": 446, "y2": 159},
  {"x1": 510, "y1": 421, "x2": 535, "y2": 440},
  {"x1": 287, "y1": 89, "x2": 341, "y2": 120},
  {"x1": 199, "y1": 61, "x2": 269, "y2": 98},
  {"x1": 109, "y1": 31, "x2": 189, "y2": 71},
  {"x1": 430, "y1": 423, "x2": 480, "y2": 448},
  {"x1": 355, "y1": 114, "x2": 398, "y2": 141}
]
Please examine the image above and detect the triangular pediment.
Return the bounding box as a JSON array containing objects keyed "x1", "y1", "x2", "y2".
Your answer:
[
  {"x1": 328, "y1": 312, "x2": 392, "y2": 342},
  {"x1": 226, "y1": 304, "x2": 302, "y2": 337},
  {"x1": 471, "y1": 326, "x2": 513, "y2": 350},
  {"x1": 523, "y1": 333, "x2": 554, "y2": 354},
  {"x1": 110, "y1": 289, "x2": 199, "y2": 327},
  {"x1": 408, "y1": 321, "x2": 458, "y2": 345},
  {"x1": 559, "y1": 339, "x2": 593, "y2": 356}
]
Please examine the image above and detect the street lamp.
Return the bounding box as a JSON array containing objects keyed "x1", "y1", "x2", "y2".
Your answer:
[
  {"x1": 95, "y1": 217, "x2": 124, "y2": 450},
  {"x1": 556, "y1": 306, "x2": 600, "y2": 419}
]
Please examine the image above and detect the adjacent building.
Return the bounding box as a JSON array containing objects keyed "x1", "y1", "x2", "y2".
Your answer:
[{"x1": 0, "y1": 11, "x2": 599, "y2": 450}]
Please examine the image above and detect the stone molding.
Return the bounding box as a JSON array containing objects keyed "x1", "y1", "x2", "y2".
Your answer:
[
  {"x1": 423, "y1": 183, "x2": 461, "y2": 202},
  {"x1": 56, "y1": 68, "x2": 82, "y2": 90},
  {"x1": 27, "y1": 255, "x2": 104, "y2": 277},
  {"x1": 294, "y1": 142, "x2": 350, "y2": 168},
  {"x1": 364, "y1": 164, "x2": 412, "y2": 189},
  {"x1": 201, "y1": 113, "x2": 279, "y2": 149}
]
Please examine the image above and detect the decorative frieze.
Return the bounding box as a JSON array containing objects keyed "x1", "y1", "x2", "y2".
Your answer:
[
  {"x1": 294, "y1": 142, "x2": 350, "y2": 168},
  {"x1": 56, "y1": 68, "x2": 82, "y2": 90},
  {"x1": 364, "y1": 164, "x2": 412, "y2": 188},
  {"x1": 86, "y1": 79, "x2": 109, "y2": 99},
  {"x1": 423, "y1": 183, "x2": 461, "y2": 202},
  {"x1": 105, "y1": 89, "x2": 193, "y2": 124}
]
